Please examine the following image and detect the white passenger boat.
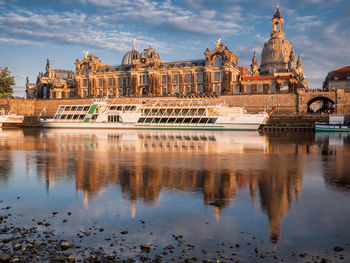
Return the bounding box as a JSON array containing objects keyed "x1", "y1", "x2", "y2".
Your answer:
[
  {"x1": 315, "y1": 115, "x2": 350, "y2": 132},
  {"x1": 39, "y1": 99, "x2": 269, "y2": 131},
  {"x1": 0, "y1": 111, "x2": 24, "y2": 128}
]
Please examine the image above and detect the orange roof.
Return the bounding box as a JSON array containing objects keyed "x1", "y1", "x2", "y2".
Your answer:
[{"x1": 242, "y1": 75, "x2": 292, "y2": 81}]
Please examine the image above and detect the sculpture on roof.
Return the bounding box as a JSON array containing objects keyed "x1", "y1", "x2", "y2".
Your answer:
[
  {"x1": 216, "y1": 38, "x2": 221, "y2": 48},
  {"x1": 83, "y1": 50, "x2": 89, "y2": 60},
  {"x1": 46, "y1": 59, "x2": 50, "y2": 72}
]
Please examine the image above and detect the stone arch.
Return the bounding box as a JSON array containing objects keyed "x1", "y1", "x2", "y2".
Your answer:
[{"x1": 307, "y1": 96, "x2": 335, "y2": 113}]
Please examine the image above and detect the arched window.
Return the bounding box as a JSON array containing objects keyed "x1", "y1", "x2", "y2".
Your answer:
[
  {"x1": 214, "y1": 56, "x2": 223, "y2": 67},
  {"x1": 275, "y1": 22, "x2": 279, "y2": 31}
]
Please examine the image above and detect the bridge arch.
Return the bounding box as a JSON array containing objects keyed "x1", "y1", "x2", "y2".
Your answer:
[{"x1": 307, "y1": 96, "x2": 335, "y2": 113}]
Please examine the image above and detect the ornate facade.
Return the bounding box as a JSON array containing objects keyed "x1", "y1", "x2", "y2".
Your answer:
[
  {"x1": 26, "y1": 6, "x2": 308, "y2": 99},
  {"x1": 75, "y1": 39, "x2": 241, "y2": 98},
  {"x1": 26, "y1": 59, "x2": 75, "y2": 99}
]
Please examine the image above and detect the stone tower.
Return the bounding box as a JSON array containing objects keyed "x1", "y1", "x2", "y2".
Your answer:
[
  {"x1": 250, "y1": 51, "x2": 259, "y2": 76},
  {"x1": 260, "y1": 6, "x2": 293, "y2": 75}
]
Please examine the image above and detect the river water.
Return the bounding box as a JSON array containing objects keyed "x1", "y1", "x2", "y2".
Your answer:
[{"x1": 0, "y1": 129, "x2": 349, "y2": 262}]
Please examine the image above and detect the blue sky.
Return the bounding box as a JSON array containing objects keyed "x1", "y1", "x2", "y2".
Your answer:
[{"x1": 0, "y1": 0, "x2": 349, "y2": 96}]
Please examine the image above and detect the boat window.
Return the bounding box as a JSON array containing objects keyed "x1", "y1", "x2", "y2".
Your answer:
[
  {"x1": 79, "y1": 115, "x2": 85, "y2": 120},
  {"x1": 110, "y1": 106, "x2": 116, "y2": 110},
  {"x1": 124, "y1": 106, "x2": 130, "y2": 111},
  {"x1": 92, "y1": 114, "x2": 98, "y2": 120},
  {"x1": 60, "y1": 115, "x2": 67, "y2": 119},
  {"x1": 73, "y1": 115, "x2": 79, "y2": 120},
  {"x1": 65, "y1": 106, "x2": 71, "y2": 111},
  {"x1": 182, "y1": 109, "x2": 189, "y2": 115},
  {"x1": 71, "y1": 106, "x2": 77, "y2": 111},
  {"x1": 83, "y1": 106, "x2": 90, "y2": 111},
  {"x1": 67, "y1": 115, "x2": 73, "y2": 120},
  {"x1": 130, "y1": 106, "x2": 136, "y2": 111},
  {"x1": 77, "y1": 106, "x2": 83, "y2": 111},
  {"x1": 117, "y1": 106, "x2": 122, "y2": 110}
]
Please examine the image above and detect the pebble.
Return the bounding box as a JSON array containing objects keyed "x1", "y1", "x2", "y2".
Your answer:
[
  {"x1": 0, "y1": 253, "x2": 10, "y2": 262},
  {"x1": 121, "y1": 230, "x2": 128, "y2": 235},
  {"x1": 334, "y1": 246, "x2": 344, "y2": 252},
  {"x1": 61, "y1": 241, "x2": 70, "y2": 250}
]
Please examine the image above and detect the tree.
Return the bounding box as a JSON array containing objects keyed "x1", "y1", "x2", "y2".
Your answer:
[{"x1": 0, "y1": 67, "x2": 15, "y2": 95}]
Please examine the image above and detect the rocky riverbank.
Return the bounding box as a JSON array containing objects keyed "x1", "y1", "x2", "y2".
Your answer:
[{"x1": 0, "y1": 198, "x2": 349, "y2": 263}]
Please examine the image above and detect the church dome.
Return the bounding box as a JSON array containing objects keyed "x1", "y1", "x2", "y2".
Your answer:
[
  {"x1": 259, "y1": 6, "x2": 293, "y2": 75},
  {"x1": 121, "y1": 49, "x2": 140, "y2": 65},
  {"x1": 141, "y1": 46, "x2": 160, "y2": 59},
  {"x1": 260, "y1": 37, "x2": 292, "y2": 74}
]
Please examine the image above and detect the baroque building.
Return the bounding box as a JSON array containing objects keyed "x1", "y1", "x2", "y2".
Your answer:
[
  {"x1": 74, "y1": 39, "x2": 241, "y2": 98},
  {"x1": 26, "y1": 59, "x2": 75, "y2": 99},
  {"x1": 26, "y1": 6, "x2": 308, "y2": 99},
  {"x1": 241, "y1": 5, "x2": 308, "y2": 94}
]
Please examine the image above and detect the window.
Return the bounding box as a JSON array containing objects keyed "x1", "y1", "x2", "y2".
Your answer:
[
  {"x1": 118, "y1": 77, "x2": 123, "y2": 86},
  {"x1": 83, "y1": 79, "x2": 88, "y2": 87},
  {"x1": 56, "y1": 91, "x2": 61, "y2": 99},
  {"x1": 234, "y1": 85, "x2": 240, "y2": 94},
  {"x1": 258, "y1": 84, "x2": 263, "y2": 93},
  {"x1": 214, "y1": 56, "x2": 223, "y2": 67},
  {"x1": 197, "y1": 73, "x2": 203, "y2": 83},
  {"x1": 174, "y1": 86, "x2": 179, "y2": 94},
  {"x1": 185, "y1": 73, "x2": 191, "y2": 83},
  {"x1": 334, "y1": 75, "x2": 339, "y2": 80},
  {"x1": 246, "y1": 85, "x2": 252, "y2": 94},
  {"x1": 162, "y1": 87, "x2": 167, "y2": 96},
  {"x1": 99, "y1": 90, "x2": 102, "y2": 97},
  {"x1": 109, "y1": 78, "x2": 113, "y2": 86},
  {"x1": 162, "y1": 75, "x2": 167, "y2": 84},
  {"x1": 83, "y1": 90, "x2": 87, "y2": 98},
  {"x1": 215, "y1": 85, "x2": 221, "y2": 95},
  {"x1": 347, "y1": 74, "x2": 350, "y2": 80},
  {"x1": 142, "y1": 75, "x2": 149, "y2": 85},
  {"x1": 186, "y1": 87, "x2": 191, "y2": 94},
  {"x1": 214, "y1": 72, "x2": 221, "y2": 81},
  {"x1": 198, "y1": 85, "x2": 203, "y2": 94},
  {"x1": 99, "y1": 78, "x2": 103, "y2": 87},
  {"x1": 173, "y1": 74, "x2": 179, "y2": 83}
]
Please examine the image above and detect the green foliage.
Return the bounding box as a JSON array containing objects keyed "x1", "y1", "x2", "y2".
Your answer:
[{"x1": 0, "y1": 67, "x2": 15, "y2": 95}]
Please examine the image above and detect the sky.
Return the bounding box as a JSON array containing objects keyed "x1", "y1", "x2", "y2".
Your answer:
[{"x1": 0, "y1": 0, "x2": 349, "y2": 97}]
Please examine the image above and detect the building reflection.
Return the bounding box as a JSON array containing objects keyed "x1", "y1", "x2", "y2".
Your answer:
[
  {"x1": 315, "y1": 132, "x2": 350, "y2": 191},
  {"x1": 0, "y1": 129, "x2": 348, "y2": 246}
]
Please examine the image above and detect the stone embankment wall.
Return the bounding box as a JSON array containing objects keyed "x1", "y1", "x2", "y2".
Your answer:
[{"x1": 0, "y1": 94, "x2": 298, "y2": 116}]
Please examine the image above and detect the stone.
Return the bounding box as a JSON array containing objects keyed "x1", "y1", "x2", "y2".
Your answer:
[
  {"x1": 141, "y1": 243, "x2": 151, "y2": 251},
  {"x1": 121, "y1": 230, "x2": 128, "y2": 235},
  {"x1": 334, "y1": 246, "x2": 344, "y2": 252},
  {"x1": 0, "y1": 253, "x2": 10, "y2": 262},
  {"x1": 68, "y1": 255, "x2": 75, "y2": 262},
  {"x1": 61, "y1": 241, "x2": 70, "y2": 250},
  {"x1": 13, "y1": 243, "x2": 22, "y2": 250}
]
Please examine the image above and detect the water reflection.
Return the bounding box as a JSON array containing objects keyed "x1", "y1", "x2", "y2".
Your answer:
[{"x1": 0, "y1": 129, "x2": 349, "y2": 247}]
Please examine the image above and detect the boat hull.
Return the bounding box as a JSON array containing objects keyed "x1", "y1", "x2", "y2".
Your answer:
[
  {"x1": 40, "y1": 121, "x2": 264, "y2": 131},
  {"x1": 315, "y1": 123, "x2": 350, "y2": 132}
]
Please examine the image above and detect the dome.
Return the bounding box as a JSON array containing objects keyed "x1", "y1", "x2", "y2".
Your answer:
[
  {"x1": 141, "y1": 46, "x2": 160, "y2": 59},
  {"x1": 121, "y1": 49, "x2": 140, "y2": 65},
  {"x1": 259, "y1": 7, "x2": 292, "y2": 75},
  {"x1": 260, "y1": 37, "x2": 292, "y2": 74}
]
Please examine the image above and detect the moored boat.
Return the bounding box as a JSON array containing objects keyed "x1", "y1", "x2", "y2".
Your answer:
[
  {"x1": 39, "y1": 99, "x2": 269, "y2": 131},
  {"x1": 0, "y1": 112, "x2": 24, "y2": 128},
  {"x1": 315, "y1": 114, "x2": 350, "y2": 132}
]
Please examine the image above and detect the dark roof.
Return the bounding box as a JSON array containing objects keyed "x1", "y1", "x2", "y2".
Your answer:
[{"x1": 328, "y1": 66, "x2": 350, "y2": 81}]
